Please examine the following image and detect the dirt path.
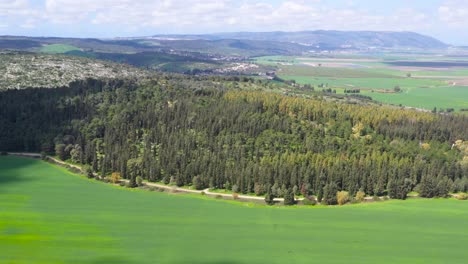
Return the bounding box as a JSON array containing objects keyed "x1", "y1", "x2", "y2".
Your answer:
[
  {"x1": 6, "y1": 152, "x2": 287, "y2": 203},
  {"x1": 7, "y1": 152, "x2": 461, "y2": 202}
]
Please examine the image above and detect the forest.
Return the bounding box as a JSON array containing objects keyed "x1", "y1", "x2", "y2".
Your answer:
[{"x1": 1, "y1": 75, "x2": 467, "y2": 204}]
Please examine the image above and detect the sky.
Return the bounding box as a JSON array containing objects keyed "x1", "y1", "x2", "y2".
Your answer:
[{"x1": 1, "y1": 0, "x2": 468, "y2": 45}]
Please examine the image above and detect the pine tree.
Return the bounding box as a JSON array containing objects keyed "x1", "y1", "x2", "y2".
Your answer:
[
  {"x1": 283, "y1": 187, "x2": 295, "y2": 206},
  {"x1": 323, "y1": 182, "x2": 338, "y2": 205},
  {"x1": 265, "y1": 187, "x2": 275, "y2": 205}
]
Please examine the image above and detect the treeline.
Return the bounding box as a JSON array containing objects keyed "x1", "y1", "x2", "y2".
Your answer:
[{"x1": 0, "y1": 76, "x2": 467, "y2": 204}]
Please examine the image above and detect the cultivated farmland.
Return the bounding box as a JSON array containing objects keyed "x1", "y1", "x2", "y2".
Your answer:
[
  {"x1": 255, "y1": 55, "x2": 468, "y2": 111},
  {"x1": 1, "y1": 156, "x2": 467, "y2": 264},
  {"x1": 39, "y1": 44, "x2": 82, "y2": 54}
]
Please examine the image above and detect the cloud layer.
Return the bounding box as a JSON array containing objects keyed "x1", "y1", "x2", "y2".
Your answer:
[{"x1": 0, "y1": 0, "x2": 467, "y2": 44}]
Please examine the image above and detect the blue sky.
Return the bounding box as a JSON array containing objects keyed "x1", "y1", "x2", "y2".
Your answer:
[{"x1": 1, "y1": 0, "x2": 467, "y2": 44}]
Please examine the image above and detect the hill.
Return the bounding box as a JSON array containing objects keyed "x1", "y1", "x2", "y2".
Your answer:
[
  {"x1": 1, "y1": 76, "x2": 466, "y2": 201},
  {"x1": 0, "y1": 31, "x2": 449, "y2": 61},
  {"x1": 153, "y1": 30, "x2": 448, "y2": 50},
  {"x1": 0, "y1": 51, "x2": 147, "y2": 90}
]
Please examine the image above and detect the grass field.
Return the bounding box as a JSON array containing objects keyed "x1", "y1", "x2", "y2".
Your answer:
[
  {"x1": 1, "y1": 156, "x2": 467, "y2": 264},
  {"x1": 255, "y1": 55, "x2": 468, "y2": 111},
  {"x1": 40, "y1": 44, "x2": 81, "y2": 54},
  {"x1": 361, "y1": 86, "x2": 468, "y2": 110}
]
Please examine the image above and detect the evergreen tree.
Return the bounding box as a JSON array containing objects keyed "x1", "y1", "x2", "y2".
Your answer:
[
  {"x1": 265, "y1": 187, "x2": 275, "y2": 205},
  {"x1": 283, "y1": 188, "x2": 295, "y2": 206},
  {"x1": 323, "y1": 182, "x2": 338, "y2": 205}
]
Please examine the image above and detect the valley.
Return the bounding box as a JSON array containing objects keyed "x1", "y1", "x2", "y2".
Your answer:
[
  {"x1": 0, "y1": 6, "x2": 467, "y2": 262},
  {"x1": 254, "y1": 54, "x2": 468, "y2": 112}
]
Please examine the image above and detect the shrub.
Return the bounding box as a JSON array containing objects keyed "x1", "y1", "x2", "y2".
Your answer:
[
  {"x1": 283, "y1": 188, "x2": 295, "y2": 206},
  {"x1": 456, "y1": 193, "x2": 468, "y2": 200},
  {"x1": 254, "y1": 183, "x2": 265, "y2": 196},
  {"x1": 323, "y1": 182, "x2": 338, "y2": 205},
  {"x1": 119, "y1": 181, "x2": 126, "y2": 187},
  {"x1": 0, "y1": 151, "x2": 8, "y2": 156},
  {"x1": 110, "y1": 172, "x2": 121, "y2": 183},
  {"x1": 55, "y1": 144, "x2": 68, "y2": 161},
  {"x1": 200, "y1": 191, "x2": 206, "y2": 196},
  {"x1": 162, "y1": 176, "x2": 170, "y2": 185},
  {"x1": 337, "y1": 191, "x2": 350, "y2": 205},
  {"x1": 224, "y1": 181, "x2": 231, "y2": 192},
  {"x1": 215, "y1": 195, "x2": 223, "y2": 199},
  {"x1": 70, "y1": 145, "x2": 82, "y2": 163},
  {"x1": 192, "y1": 175, "x2": 204, "y2": 190},
  {"x1": 83, "y1": 165, "x2": 94, "y2": 179},
  {"x1": 136, "y1": 176, "x2": 143, "y2": 187},
  {"x1": 355, "y1": 190, "x2": 366, "y2": 202},
  {"x1": 40, "y1": 152, "x2": 47, "y2": 160},
  {"x1": 303, "y1": 197, "x2": 317, "y2": 206},
  {"x1": 265, "y1": 191, "x2": 275, "y2": 205}
]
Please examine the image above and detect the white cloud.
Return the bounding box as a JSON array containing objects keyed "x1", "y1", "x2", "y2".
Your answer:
[
  {"x1": 438, "y1": 0, "x2": 468, "y2": 27},
  {"x1": 0, "y1": 0, "x2": 433, "y2": 33},
  {"x1": 0, "y1": 0, "x2": 30, "y2": 15},
  {"x1": 0, "y1": 0, "x2": 465, "y2": 43}
]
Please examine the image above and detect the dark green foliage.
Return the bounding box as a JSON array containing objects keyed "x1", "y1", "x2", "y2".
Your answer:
[
  {"x1": 323, "y1": 183, "x2": 338, "y2": 205},
  {"x1": 436, "y1": 176, "x2": 451, "y2": 198},
  {"x1": 136, "y1": 176, "x2": 144, "y2": 187},
  {"x1": 302, "y1": 197, "x2": 317, "y2": 206},
  {"x1": 388, "y1": 178, "x2": 412, "y2": 200},
  {"x1": 192, "y1": 176, "x2": 204, "y2": 190},
  {"x1": 265, "y1": 189, "x2": 275, "y2": 206},
  {"x1": 283, "y1": 188, "x2": 295, "y2": 206},
  {"x1": 0, "y1": 76, "x2": 466, "y2": 201},
  {"x1": 82, "y1": 165, "x2": 94, "y2": 178},
  {"x1": 419, "y1": 174, "x2": 438, "y2": 198},
  {"x1": 127, "y1": 158, "x2": 142, "y2": 188},
  {"x1": 452, "y1": 177, "x2": 468, "y2": 193},
  {"x1": 420, "y1": 175, "x2": 453, "y2": 198},
  {"x1": 55, "y1": 144, "x2": 68, "y2": 161}
]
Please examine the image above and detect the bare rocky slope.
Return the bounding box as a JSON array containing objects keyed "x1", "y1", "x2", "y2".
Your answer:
[{"x1": 0, "y1": 51, "x2": 148, "y2": 90}]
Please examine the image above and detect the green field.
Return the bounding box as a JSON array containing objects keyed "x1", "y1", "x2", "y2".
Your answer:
[
  {"x1": 255, "y1": 55, "x2": 468, "y2": 111},
  {"x1": 1, "y1": 156, "x2": 467, "y2": 264},
  {"x1": 281, "y1": 74, "x2": 468, "y2": 110},
  {"x1": 40, "y1": 44, "x2": 81, "y2": 54},
  {"x1": 361, "y1": 86, "x2": 468, "y2": 110}
]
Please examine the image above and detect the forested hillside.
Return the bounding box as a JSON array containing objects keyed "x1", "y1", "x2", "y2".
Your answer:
[{"x1": 0, "y1": 76, "x2": 466, "y2": 203}]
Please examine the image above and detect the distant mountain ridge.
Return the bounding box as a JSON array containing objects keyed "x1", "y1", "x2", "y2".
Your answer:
[{"x1": 152, "y1": 30, "x2": 448, "y2": 50}]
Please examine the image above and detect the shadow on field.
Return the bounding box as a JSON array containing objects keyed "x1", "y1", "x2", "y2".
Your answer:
[{"x1": 0, "y1": 156, "x2": 40, "y2": 190}]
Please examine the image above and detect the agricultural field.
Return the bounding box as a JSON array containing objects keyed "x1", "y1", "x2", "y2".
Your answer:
[
  {"x1": 1, "y1": 156, "x2": 467, "y2": 264},
  {"x1": 254, "y1": 55, "x2": 468, "y2": 111},
  {"x1": 39, "y1": 44, "x2": 81, "y2": 54}
]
